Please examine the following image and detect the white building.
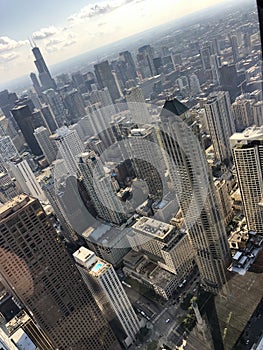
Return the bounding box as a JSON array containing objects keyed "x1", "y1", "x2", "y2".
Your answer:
[
  {"x1": 204, "y1": 91, "x2": 236, "y2": 163},
  {"x1": 34, "y1": 126, "x2": 57, "y2": 164},
  {"x1": 230, "y1": 126, "x2": 263, "y2": 235},
  {"x1": 125, "y1": 86, "x2": 150, "y2": 124},
  {"x1": 73, "y1": 247, "x2": 141, "y2": 347},
  {"x1": 9, "y1": 159, "x2": 46, "y2": 202},
  {"x1": 50, "y1": 126, "x2": 84, "y2": 174}
]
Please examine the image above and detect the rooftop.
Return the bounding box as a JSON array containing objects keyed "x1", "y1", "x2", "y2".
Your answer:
[
  {"x1": 230, "y1": 126, "x2": 263, "y2": 148},
  {"x1": 0, "y1": 195, "x2": 33, "y2": 221},
  {"x1": 132, "y1": 216, "x2": 174, "y2": 240}
]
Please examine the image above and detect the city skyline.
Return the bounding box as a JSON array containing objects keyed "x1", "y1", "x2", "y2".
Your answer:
[{"x1": 1, "y1": 0, "x2": 238, "y2": 85}]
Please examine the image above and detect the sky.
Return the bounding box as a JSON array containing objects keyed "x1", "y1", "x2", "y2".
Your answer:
[{"x1": 0, "y1": 0, "x2": 229, "y2": 85}]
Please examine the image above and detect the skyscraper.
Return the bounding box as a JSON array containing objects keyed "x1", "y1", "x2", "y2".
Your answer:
[
  {"x1": 204, "y1": 91, "x2": 235, "y2": 163},
  {"x1": 119, "y1": 50, "x2": 137, "y2": 81},
  {"x1": 0, "y1": 136, "x2": 19, "y2": 161},
  {"x1": 11, "y1": 100, "x2": 42, "y2": 156},
  {"x1": 0, "y1": 194, "x2": 121, "y2": 350},
  {"x1": 33, "y1": 126, "x2": 58, "y2": 164},
  {"x1": 159, "y1": 98, "x2": 231, "y2": 293},
  {"x1": 125, "y1": 85, "x2": 150, "y2": 124},
  {"x1": 32, "y1": 46, "x2": 56, "y2": 91},
  {"x1": 9, "y1": 159, "x2": 46, "y2": 202},
  {"x1": 230, "y1": 126, "x2": 263, "y2": 235},
  {"x1": 137, "y1": 45, "x2": 156, "y2": 78},
  {"x1": 73, "y1": 247, "x2": 141, "y2": 347},
  {"x1": 63, "y1": 89, "x2": 86, "y2": 123},
  {"x1": 232, "y1": 98, "x2": 254, "y2": 131},
  {"x1": 94, "y1": 61, "x2": 121, "y2": 102}
]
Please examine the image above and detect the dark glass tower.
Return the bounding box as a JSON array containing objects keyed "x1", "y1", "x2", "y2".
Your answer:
[{"x1": 32, "y1": 46, "x2": 57, "y2": 91}]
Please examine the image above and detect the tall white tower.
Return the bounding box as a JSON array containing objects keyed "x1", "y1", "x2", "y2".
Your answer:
[
  {"x1": 73, "y1": 247, "x2": 141, "y2": 347},
  {"x1": 34, "y1": 126, "x2": 58, "y2": 164},
  {"x1": 230, "y1": 126, "x2": 263, "y2": 235},
  {"x1": 205, "y1": 91, "x2": 235, "y2": 163}
]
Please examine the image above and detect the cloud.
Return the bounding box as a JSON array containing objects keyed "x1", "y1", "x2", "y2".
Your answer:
[
  {"x1": 0, "y1": 36, "x2": 27, "y2": 53},
  {"x1": 67, "y1": 0, "x2": 136, "y2": 23},
  {"x1": 0, "y1": 52, "x2": 19, "y2": 62},
  {"x1": 32, "y1": 26, "x2": 60, "y2": 40},
  {"x1": 63, "y1": 40, "x2": 77, "y2": 48}
]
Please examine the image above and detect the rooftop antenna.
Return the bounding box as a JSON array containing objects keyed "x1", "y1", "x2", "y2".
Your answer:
[
  {"x1": 32, "y1": 38, "x2": 37, "y2": 47},
  {"x1": 28, "y1": 37, "x2": 34, "y2": 48}
]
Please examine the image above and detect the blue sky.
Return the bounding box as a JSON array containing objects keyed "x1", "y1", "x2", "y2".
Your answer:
[{"x1": 0, "y1": 0, "x2": 229, "y2": 84}]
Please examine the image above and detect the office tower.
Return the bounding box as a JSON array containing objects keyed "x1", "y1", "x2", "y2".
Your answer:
[
  {"x1": 90, "y1": 86, "x2": 115, "y2": 110},
  {"x1": 42, "y1": 89, "x2": 65, "y2": 126},
  {"x1": 11, "y1": 101, "x2": 42, "y2": 156},
  {"x1": 51, "y1": 126, "x2": 84, "y2": 174},
  {"x1": 232, "y1": 98, "x2": 254, "y2": 131},
  {"x1": 128, "y1": 217, "x2": 194, "y2": 276},
  {"x1": 177, "y1": 76, "x2": 189, "y2": 96},
  {"x1": 159, "y1": 98, "x2": 231, "y2": 293},
  {"x1": 0, "y1": 136, "x2": 19, "y2": 161},
  {"x1": 63, "y1": 89, "x2": 86, "y2": 123},
  {"x1": 0, "y1": 90, "x2": 18, "y2": 121},
  {"x1": 33, "y1": 127, "x2": 57, "y2": 164},
  {"x1": 41, "y1": 174, "x2": 78, "y2": 242},
  {"x1": 9, "y1": 159, "x2": 46, "y2": 202},
  {"x1": 229, "y1": 34, "x2": 239, "y2": 64},
  {"x1": 200, "y1": 45, "x2": 212, "y2": 70},
  {"x1": 230, "y1": 127, "x2": 263, "y2": 235},
  {"x1": 30, "y1": 72, "x2": 42, "y2": 96},
  {"x1": 252, "y1": 100, "x2": 263, "y2": 126},
  {"x1": 127, "y1": 126, "x2": 163, "y2": 200},
  {"x1": 219, "y1": 64, "x2": 239, "y2": 101},
  {"x1": 189, "y1": 74, "x2": 202, "y2": 96},
  {"x1": 137, "y1": 45, "x2": 156, "y2": 78},
  {"x1": 0, "y1": 194, "x2": 121, "y2": 350},
  {"x1": 204, "y1": 91, "x2": 235, "y2": 163},
  {"x1": 210, "y1": 55, "x2": 220, "y2": 84},
  {"x1": 71, "y1": 71, "x2": 85, "y2": 89},
  {"x1": 94, "y1": 61, "x2": 121, "y2": 102},
  {"x1": 40, "y1": 104, "x2": 58, "y2": 133},
  {"x1": 78, "y1": 152, "x2": 128, "y2": 225},
  {"x1": 214, "y1": 178, "x2": 233, "y2": 226},
  {"x1": 0, "y1": 172, "x2": 20, "y2": 203},
  {"x1": 73, "y1": 247, "x2": 141, "y2": 347},
  {"x1": 32, "y1": 46, "x2": 56, "y2": 91},
  {"x1": 125, "y1": 86, "x2": 150, "y2": 124},
  {"x1": 119, "y1": 50, "x2": 137, "y2": 81},
  {"x1": 243, "y1": 33, "x2": 252, "y2": 55}
]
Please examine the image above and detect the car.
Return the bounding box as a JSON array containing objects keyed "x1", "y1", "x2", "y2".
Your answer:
[{"x1": 165, "y1": 318, "x2": 170, "y2": 323}]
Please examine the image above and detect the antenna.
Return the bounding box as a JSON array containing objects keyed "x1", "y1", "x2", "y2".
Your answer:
[{"x1": 28, "y1": 38, "x2": 33, "y2": 48}]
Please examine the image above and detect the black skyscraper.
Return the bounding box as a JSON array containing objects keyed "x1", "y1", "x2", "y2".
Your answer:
[{"x1": 32, "y1": 46, "x2": 57, "y2": 91}]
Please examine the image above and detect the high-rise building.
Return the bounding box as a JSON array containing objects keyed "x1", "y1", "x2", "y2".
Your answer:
[
  {"x1": 32, "y1": 46, "x2": 56, "y2": 91},
  {"x1": 33, "y1": 126, "x2": 57, "y2": 164},
  {"x1": 40, "y1": 104, "x2": 58, "y2": 133},
  {"x1": 189, "y1": 74, "x2": 202, "y2": 96},
  {"x1": 219, "y1": 64, "x2": 239, "y2": 102},
  {"x1": 137, "y1": 45, "x2": 156, "y2": 78},
  {"x1": 78, "y1": 151, "x2": 128, "y2": 225},
  {"x1": 30, "y1": 72, "x2": 42, "y2": 96},
  {"x1": 42, "y1": 89, "x2": 66, "y2": 127},
  {"x1": 200, "y1": 46, "x2": 212, "y2": 70},
  {"x1": 232, "y1": 98, "x2": 254, "y2": 131},
  {"x1": 9, "y1": 159, "x2": 46, "y2": 202},
  {"x1": 50, "y1": 126, "x2": 84, "y2": 174},
  {"x1": 73, "y1": 247, "x2": 141, "y2": 347},
  {"x1": 230, "y1": 126, "x2": 263, "y2": 235},
  {"x1": 63, "y1": 89, "x2": 86, "y2": 123},
  {"x1": 204, "y1": 91, "x2": 235, "y2": 163},
  {"x1": 0, "y1": 194, "x2": 121, "y2": 350},
  {"x1": 159, "y1": 98, "x2": 231, "y2": 293},
  {"x1": 0, "y1": 172, "x2": 20, "y2": 203},
  {"x1": 252, "y1": 100, "x2": 263, "y2": 126},
  {"x1": 229, "y1": 34, "x2": 239, "y2": 64},
  {"x1": 0, "y1": 136, "x2": 19, "y2": 161},
  {"x1": 11, "y1": 100, "x2": 42, "y2": 156},
  {"x1": 125, "y1": 86, "x2": 150, "y2": 124},
  {"x1": 94, "y1": 61, "x2": 121, "y2": 102},
  {"x1": 119, "y1": 51, "x2": 137, "y2": 82}
]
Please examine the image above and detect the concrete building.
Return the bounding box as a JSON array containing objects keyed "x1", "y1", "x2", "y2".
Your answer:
[
  {"x1": 125, "y1": 86, "x2": 150, "y2": 124},
  {"x1": 0, "y1": 195, "x2": 121, "y2": 350},
  {"x1": 159, "y1": 98, "x2": 231, "y2": 293},
  {"x1": 9, "y1": 159, "x2": 46, "y2": 202},
  {"x1": 204, "y1": 91, "x2": 236, "y2": 163},
  {"x1": 0, "y1": 172, "x2": 20, "y2": 203},
  {"x1": 94, "y1": 61, "x2": 121, "y2": 102},
  {"x1": 0, "y1": 136, "x2": 19, "y2": 161},
  {"x1": 232, "y1": 98, "x2": 254, "y2": 131},
  {"x1": 252, "y1": 100, "x2": 263, "y2": 127},
  {"x1": 73, "y1": 247, "x2": 141, "y2": 347},
  {"x1": 230, "y1": 126, "x2": 263, "y2": 235},
  {"x1": 51, "y1": 126, "x2": 84, "y2": 174},
  {"x1": 34, "y1": 126, "x2": 57, "y2": 164}
]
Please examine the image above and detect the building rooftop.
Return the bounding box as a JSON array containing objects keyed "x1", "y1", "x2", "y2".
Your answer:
[
  {"x1": 0, "y1": 195, "x2": 33, "y2": 221},
  {"x1": 132, "y1": 216, "x2": 174, "y2": 240},
  {"x1": 230, "y1": 126, "x2": 263, "y2": 148}
]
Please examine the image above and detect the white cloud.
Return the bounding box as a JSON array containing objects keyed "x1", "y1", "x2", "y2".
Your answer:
[
  {"x1": 0, "y1": 36, "x2": 27, "y2": 53},
  {"x1": 32, "y1": 25, "x2": 60, "y2": 40},
  {"x1": 0, "y1": 52, "x2": 19, "y2": 62}
]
